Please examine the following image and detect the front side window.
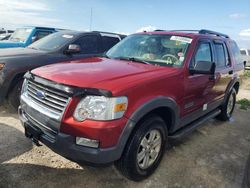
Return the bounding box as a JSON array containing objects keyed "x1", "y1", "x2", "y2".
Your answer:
[
  {"x1": 9, "y1": 28, "x2": 33, "y2": 42},
  {"x1": 194, "y1": 43, "x2": 212, "y2": 66},
  {"x1": 107, "y1": 34, "x2": 191, "y2": 67}
]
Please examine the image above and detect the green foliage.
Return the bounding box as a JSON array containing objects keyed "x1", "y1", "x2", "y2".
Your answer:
[
  {"x1": 243, "y1": 70, "x2": 250, "y2": 78},
  {"x1": 237, "y1": 98, "x2": 250, "y2": 110}
]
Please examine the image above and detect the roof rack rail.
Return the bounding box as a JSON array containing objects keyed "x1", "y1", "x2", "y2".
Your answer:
[
  {"x1": 199, "y1": 29, "x2": 229, "y2": 38},
  {"x1": 169, "y1": 30, "x2": 199, "y2": 33},
  {"x1": 154, "y1": 29, "x2": 166, "y2": 31}
]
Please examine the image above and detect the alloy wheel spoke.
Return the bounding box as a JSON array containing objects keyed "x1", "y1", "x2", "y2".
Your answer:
[
  {"x1": 152, "y1": 136, "x2": 161, "y2": 149},
  {"x1": 137, "y1": 149, "x2": 146, "y2": 162},
  {"x1": 150, "y1": 149, "x2": 158, "y2": 159},
  {"x1": 141, "y1": 137, "x2": 148, "y2": 148},
  {"x1": 148, "y1": 131, "x2": 156, "y2": 142},
  {"x1": 142, "y1": 154, "x2": 150, "y2": 168}
]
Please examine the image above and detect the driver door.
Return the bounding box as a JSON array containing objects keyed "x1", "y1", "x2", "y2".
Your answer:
[{"x1": 182, "y1": 39, "x2": 215, "y2": 121}]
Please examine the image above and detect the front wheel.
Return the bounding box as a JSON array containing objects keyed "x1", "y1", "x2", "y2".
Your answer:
[
  {"x1": 217, "y1": 88, "x2": 236, "y2": 121},
  {"x1": 8, "y1": 80, "x2": 23, "y2": 111},
  {"x1": 115, "y1": 115, "x2": 167, "y2": 181}
]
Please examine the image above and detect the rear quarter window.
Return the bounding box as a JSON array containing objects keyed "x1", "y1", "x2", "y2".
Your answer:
[{"x1": 229, "y1": 41, "x2": 242, "y2": 64}]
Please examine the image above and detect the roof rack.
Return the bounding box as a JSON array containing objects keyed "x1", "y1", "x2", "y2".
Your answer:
[
  {"x1": 92, "y1": 31, "x2": 127, "y2": 36},
  {"x1": 198, "y1": 29, "x2": 229, "y2": 38},
  {"x1": 153, "y1": 29, "x2": 230, "y2": 38},
  {"x1": 154, "y1": 29, "x2": 166, "y2": 32},
  {"x1": 169, "y1": 30, "x2": 200, "y2": 33}
]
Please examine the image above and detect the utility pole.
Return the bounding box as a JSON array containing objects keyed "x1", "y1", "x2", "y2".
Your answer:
[{"x1": 89, "y1": 8, "x2": 93, "y2": 31}]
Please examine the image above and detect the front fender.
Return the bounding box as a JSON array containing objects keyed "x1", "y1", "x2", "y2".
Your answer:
[{"x1": 114, "y1": 96, "x2": 179, "y2": 159}]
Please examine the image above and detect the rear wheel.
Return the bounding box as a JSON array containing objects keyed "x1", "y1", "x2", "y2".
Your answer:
[
  {"x1": 217, "y1": 89, "x2": 236, "y2": 121},
  {"x1": 8, "y1": 80, "x2": 23, "y2": 111},
  {"x1": 115, "y1": 115, "x2": 167, "y2": 181}
]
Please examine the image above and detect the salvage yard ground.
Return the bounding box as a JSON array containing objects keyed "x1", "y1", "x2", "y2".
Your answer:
[{"x1": 0, "y1": 78, "x2": 250, "y2": 188}]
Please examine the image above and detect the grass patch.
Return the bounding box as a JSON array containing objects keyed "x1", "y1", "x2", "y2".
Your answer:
[
  {"x1": 237, "y1": 98, "x2": 250, "y2": 110},
  {"x1": 243, "y1": 70, "x2": 250, "y2": 78}
]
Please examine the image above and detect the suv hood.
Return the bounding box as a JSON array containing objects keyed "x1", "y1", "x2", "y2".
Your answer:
[
  {"x1": 0, "y1": 47, "x2": 45, "y2": 59},
  {"x1": 0, "y1": 40, "x2": 24, "y2": 48},
  {"x1": 32, "y1": 57, "x2": 178, "y2": 93}
]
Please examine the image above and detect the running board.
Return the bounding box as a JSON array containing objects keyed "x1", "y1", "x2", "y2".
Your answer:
[{"x1": 169, "y1": 109, "x2": 221, "y2": 140}]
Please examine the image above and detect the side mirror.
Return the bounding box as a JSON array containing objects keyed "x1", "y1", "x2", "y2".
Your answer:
[
  {"x1": 190, "y1": 61, "x2": 216, "y2": 75},
  {"x1": 65, "y1": 44, "x2": 81, "y2": 54}
]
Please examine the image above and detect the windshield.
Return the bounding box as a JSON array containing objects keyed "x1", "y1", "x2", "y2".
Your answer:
[
  {"x1": 28, "y1": 32, "x2": 76, "y2": 51},
  {"x1": 106, "y1": 34, "x2": 191, "y2": 67},
  {"x1": 9, "y1": 28, "x2": 32, "y2": 42}
]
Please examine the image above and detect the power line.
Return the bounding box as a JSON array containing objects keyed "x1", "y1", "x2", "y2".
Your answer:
[{"x1": 89, "y1": 8, "x2": 93, "y2": 31}]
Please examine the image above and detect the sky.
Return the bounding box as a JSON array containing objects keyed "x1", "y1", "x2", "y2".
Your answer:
[{"x1": 0, "y1": 0, "x2": 250, "y2": 48}]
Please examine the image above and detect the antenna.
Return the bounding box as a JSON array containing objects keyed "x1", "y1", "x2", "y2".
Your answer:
[{"x1": 89, "y1": 8, "x2": 93, "y2": 31}]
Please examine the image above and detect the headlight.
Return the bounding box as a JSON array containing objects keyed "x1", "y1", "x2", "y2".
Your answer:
[
  {"x1": 73, "y1": 96, "x2": 128, "y2": 121},
  {"x1": 21, "y1": 79, "x2": 28, "y2": 94},
  {"x1": 0, "y1": 63, "x2": 5, "y2": 71}
]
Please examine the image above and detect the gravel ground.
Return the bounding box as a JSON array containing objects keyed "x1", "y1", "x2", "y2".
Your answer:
[{"x1": 0, "y1": 79, "x2": 249, "y2": 188}]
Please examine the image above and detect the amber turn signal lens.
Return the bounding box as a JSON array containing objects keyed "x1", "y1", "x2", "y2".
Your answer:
[
  {"x1": 0, "y1": 64, "x2": 5, "y2": 71},
  {"x1": 114, "y1": 103, "x2": 127, "y2": 113}
]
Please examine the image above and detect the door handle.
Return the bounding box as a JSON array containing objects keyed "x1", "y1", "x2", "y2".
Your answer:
[{"x1": 228, "y1": 70, "x2": 233, "y2": 75}]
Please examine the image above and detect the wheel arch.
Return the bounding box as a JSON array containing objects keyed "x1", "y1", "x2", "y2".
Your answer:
[
  {"x1": 115, "y1": 97, "x2": 180, "y2": 159},
  {"x1": 7, "y1": 72, "x2": 25, "y2": 96},
  {"x1": 223, "y1": 77, "x2": 240, "y2": 104}
]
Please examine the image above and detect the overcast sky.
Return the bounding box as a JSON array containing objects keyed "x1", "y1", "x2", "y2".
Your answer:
[{"x1": 0, "y1": 0, "x2": 250, "y2": 48}]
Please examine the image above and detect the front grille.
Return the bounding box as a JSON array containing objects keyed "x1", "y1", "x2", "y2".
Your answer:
[{"x1": 27, "y1": 80, "x2": 70, "y2": 114}]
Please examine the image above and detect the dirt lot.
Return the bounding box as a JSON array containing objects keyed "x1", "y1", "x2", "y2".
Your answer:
[{"x1": 0, "y1": 79, "x2": 250, "y2": 188}]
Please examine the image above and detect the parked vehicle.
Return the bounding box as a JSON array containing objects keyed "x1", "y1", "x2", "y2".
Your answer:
[
  {"x1": 240, "y1": 48, "x2": 250, "y2": 68},
  {"x1": 19, "y1": 29, "x2": 244, "y2": 181},
  {"x1": 0, "y1": 26, "x2": 57, "y2": 48},
  {"x1": 0, "y1": 29, "x2": 14, "y2": 35},
  {"x1": 0, "y1": 30, "x2": 126, "y2": 109},
  {"x1": 0, "y1": 29, "x2": 14, "y2": 40},
  {"x1": 0, "y1": 33, "x2": 12, "y2": 41}
]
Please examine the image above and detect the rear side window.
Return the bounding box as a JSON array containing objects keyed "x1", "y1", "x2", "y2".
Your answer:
[
  {"x1": 75, "y1": 35, "x2": 99, "y2": 54},
  {"x1": 248, "y1": 50, "x2": 250, "y2": 56},
  {"x1": 230, "y1": 41, "x2": 242, "y2": 64},
  {"x1": 102, "y1": 36, "x2": 120, "y2": 52},
  {"x1": 214, "y1": 43, "x2": 226, "y2": 68},
  {"x1": 194, "y1": 43, "x2": 212, "y2": 65}
]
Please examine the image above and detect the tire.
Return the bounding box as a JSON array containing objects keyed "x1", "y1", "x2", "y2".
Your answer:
[
  {"x1": 115, "y1": 115, "x2": 167, "y2": 181},
  {"x1": 8, "y1": 79, "x2": 23, "y2": 111},
  {"x1": 217, "y1": 88, "x2": 236, "y2": 121}
]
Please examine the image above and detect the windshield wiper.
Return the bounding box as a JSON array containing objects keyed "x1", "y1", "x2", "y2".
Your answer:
[
  {"x1": 101, "y1": 54, "x2": 111, "y2": 59},
  {"x1": 115, "y1": 57, "x2": 150, "y2": 65}
]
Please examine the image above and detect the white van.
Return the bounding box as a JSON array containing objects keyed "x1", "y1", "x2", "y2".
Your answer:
[{"x1": 240, "y1": 48, "x2": 250, "y2": 68}]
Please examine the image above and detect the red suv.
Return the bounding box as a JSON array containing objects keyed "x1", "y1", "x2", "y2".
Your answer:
[{"x1": 19, "y1": 29, "x2": 244, "y2": 181}]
